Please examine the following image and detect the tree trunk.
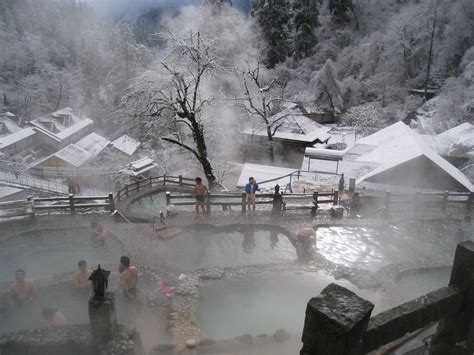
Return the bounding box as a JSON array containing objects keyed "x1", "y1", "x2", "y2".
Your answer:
[
  {"x1": 424, "y1": 2, "x2": 437, "y2": 101},
  {"x1": 266, "y1": 126, "x2": 276, "y2": 164},
  {"x1": 191, "y1": 118, "x2": 218, "y2": 189}
]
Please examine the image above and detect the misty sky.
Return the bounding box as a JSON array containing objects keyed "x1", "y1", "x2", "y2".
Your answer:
[{"x1": 82, "y1": 0, "x2": 251, "y2": 17}]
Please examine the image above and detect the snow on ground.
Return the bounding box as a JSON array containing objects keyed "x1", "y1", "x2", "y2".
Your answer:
[
  {"x1": 237, "y1": 163, "x2": 296, "y2": 188},
  {"x1": 416, "y1": 97, "x2": 441, "y2": 134}
]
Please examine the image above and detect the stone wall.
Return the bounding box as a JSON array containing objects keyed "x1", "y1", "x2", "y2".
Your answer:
[{"x1": 0, "y1": 324, "x2": 142, "y2": 355}]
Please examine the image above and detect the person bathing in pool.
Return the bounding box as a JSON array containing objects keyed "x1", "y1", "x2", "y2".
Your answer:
[
  {"x1": 119, "y1": 256, "x2": 138, "y2": 299},
  {"x1": 9, "y1": 269, "x2": 36, "y2": 306},
  {"x1": 90, "y1": 221, "x2": 107, "y2": 246},
  {"x1": 74, "y1": 260, "x2": 92, "y2": 290}
]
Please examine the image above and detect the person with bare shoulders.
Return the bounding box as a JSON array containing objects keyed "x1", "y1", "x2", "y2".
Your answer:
[
  {"x1": 193, "y1": 177, "x2": 208, "y2": 219},
  {"x1": 74, "y1": 260, "x2": 92, "y2": 289},
  {"x1": 9, "y1": 269, "x2": 36, "y2": 305},
  {"x1": 119, "y1": 256, "x2": 138, "y2": 299},
  {"x1": 42, "y1": 307, "x2": 66, "y2": 326},
  {"x1": 91, "y1": 221, "x2": 107, "y2": 246}
]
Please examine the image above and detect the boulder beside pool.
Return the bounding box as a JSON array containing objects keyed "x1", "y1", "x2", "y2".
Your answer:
[{"x1": 156, "y1": 228, "x2": 183, "y2": 240}]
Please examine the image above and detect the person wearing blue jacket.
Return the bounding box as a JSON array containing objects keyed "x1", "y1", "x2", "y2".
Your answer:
[{"x1": 244, "y1": 177, "x2": 259, "y2": 215}]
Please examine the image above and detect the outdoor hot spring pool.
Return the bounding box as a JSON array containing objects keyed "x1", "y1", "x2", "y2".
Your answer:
[
  {"x1": 197, "y1": 268, "x2": 450, "y2": 340},
  {"x1": 153, "y1": 219, "x2": 471, "y2": 272},
  {"x1": 316, "y1": 220, "x2": 470, "y2": 271},
  {"x1": 0, "y1": 279, "x2": 157, "y2": 333},
  {"x1": 0, "y1": 228, "x2": 123, "y2": 284},
  {"x1": 127, "y1": 192, "x2": 194, "y2": 218},
  {"x1": 155, "y1": 227, "x2": 296, "y2": 271}
]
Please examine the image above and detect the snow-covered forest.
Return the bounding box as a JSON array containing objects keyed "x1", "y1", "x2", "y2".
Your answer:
[{"x1": 1, "y1": 0, "x2": 473, "y2": 185}]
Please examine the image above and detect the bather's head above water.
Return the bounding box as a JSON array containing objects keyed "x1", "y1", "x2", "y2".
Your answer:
[
  {"x1": 15, "y1": 269, "x2": 26, "y2": 284},
  {"x1": 78, "y1": 260, "x2": 88, "y2": 273}
]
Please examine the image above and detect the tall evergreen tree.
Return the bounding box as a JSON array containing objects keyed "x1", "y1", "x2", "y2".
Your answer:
[
  {"x1": 252, "y1": 0, "x2": 292, "y2": 68},
  {"x1": 293, "y1": 0, "x2": 319, "y2": 59},
  {"x1": 328, "y1": 0, "x2": 354, "y2": 24}
]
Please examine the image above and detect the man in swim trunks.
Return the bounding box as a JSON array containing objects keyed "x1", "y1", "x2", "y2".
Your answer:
[
  {"x1": 119, "y1": 256, "x2": 138, "y2": 299},
  {"x1": 193, "y1": 177, "x2": 208, "y2": 219},
  {"x1": 9, "y1": 269, "x2": 36, "y2": 305},
  {"x1": 74, "y1": 260, "x2": 92, "y2": 289}
]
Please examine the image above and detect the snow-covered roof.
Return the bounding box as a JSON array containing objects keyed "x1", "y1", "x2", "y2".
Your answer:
[
  {"x1": 243, "y1": 108, "x2": 332, "y2": 144},
  {"x1": 356, "y1": 121, "x2": 409, "y2": 147},
  {"x1": 305, "y1": 147, "x2": 345, "y2": 160},
  {"x1": 237, "y1": 163, "x2": 296, "y2": 187},
  {"x1": 0, "y1": 186, "x2": 23, "y2": 199},
  {"x1": 0, "y1": 117, "x2": 21, "y2": 136},
  {"x1": 111, "y1": 135, "x2": 140, "y2": 155},
  {"x1": 53, "y1": 145, "x2": 90, "y2": 167},
  {"x1": 353, "y1": 122, "x2": 473, "y2": 191},
  {"x1": 433, "y1": 123, "x2": 474, "y2": 157},
  {"x1": 121, "y1": 157, "x2": 157, "y2": 176},
  {"x1": 29, "y1": 107, "x2": 93, "y2": 142},
  {"x1": 0, "y1": 127, "x2": 36, "y2": 150},
  {"x1": 56, "y1": 117, "x2": 93, "y2": 139},
  {"x1": 36, "y1": 132, "x2": 110, "y2": 168},
  {"x1": 76, "y1": 132, "x2": 110, "y2": 158}
]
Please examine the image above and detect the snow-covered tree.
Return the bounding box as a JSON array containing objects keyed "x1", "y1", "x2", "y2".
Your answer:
[
  {"x1": 252, "y1": 0, "x2": 292, "y2": 68},
  {"x1": 328, "y1": 0, "x2": 354, "y2": 25},
  {"x1": 293, "y1": 0, "x2": 320, "y2": 60},
  {"x1": 123, "y1": 32, "x2": 219, "y2": 188},
  {"x1": 311, "y1": 59, "x2": 343, "y2": 112}
]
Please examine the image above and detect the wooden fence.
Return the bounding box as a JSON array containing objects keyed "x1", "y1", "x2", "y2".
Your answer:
[
  {"x1": 0, "y1": 193, "x2": 115, "y2": 218},
  {"x1": 115, "y1": 175, "x2": 195, "y2": 201},
  {"x1": 166, "y1": 190, "x2": 339, "y2": 215},
  {"x1": 381, "y1": 190, "x2": 473, "y2": 212}
]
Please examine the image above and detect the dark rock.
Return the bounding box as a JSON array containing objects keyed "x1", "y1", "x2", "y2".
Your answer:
[
  {"x1": 152, "y1": 343, "x2": 176, "y2": 353},
  {"x1": 273, "y1": 328, "x2": 291, "y2": 342},
  {"x1": 235, "y1": 334, "x2": 254, "y2": 345},
  {"x1": 199, "y1": 338, "x2": 217, "y2": 346}
]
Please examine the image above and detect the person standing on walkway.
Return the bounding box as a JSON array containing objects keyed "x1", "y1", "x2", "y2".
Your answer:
[
  {"x1": 245, "y1": 177, "x2": 259, "y2": 216},
  {"x1": 193, "y1": 177, "x2": 208, "y2": 219}
]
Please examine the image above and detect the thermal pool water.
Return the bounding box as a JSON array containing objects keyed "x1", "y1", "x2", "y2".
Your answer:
[
  {"x1": 0, "y1": 228, "x2": 123, "y2": 284},
  {"x1": 197, "y1": 269, "x2": 450, "y2": 340},
  {"x1": 155, "y1": 228, "x2": 295, "y2": 271}
]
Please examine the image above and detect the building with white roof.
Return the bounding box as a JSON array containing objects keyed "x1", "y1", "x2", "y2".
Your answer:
[
  {"x1": 111, "y1": 135, "x2": 140, "y2": 156},
  {"x1": 351, "y1": 122, "x2": 472, "y2": 191},
  {"x1": 0, "y1": 127, "x2": 37, "y2": 157},
  {"x1": 432, "y1": 123, "x2": 474, "y2": 160},
  {"x1": 29, "y1": 107, "x2": 93, "y2": 149},
  {"x1": 242, "y1": 108, "x2": 331, "y2": 146},
  {"x1": 36, "y1": 133, "x2": 110, "y2": 168},
  {"x1": 120, "y1": 157, "x2": 157, "y2": 177}
]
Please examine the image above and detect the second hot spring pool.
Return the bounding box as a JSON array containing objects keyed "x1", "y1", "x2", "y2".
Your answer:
[{"x1": 197, "y1": 268, "x2": 450, "y2": 340}]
